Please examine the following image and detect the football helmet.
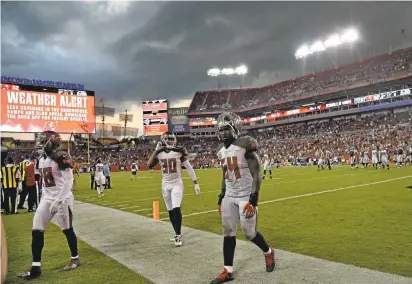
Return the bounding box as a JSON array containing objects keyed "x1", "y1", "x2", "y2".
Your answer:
[
  {"x1": 217, "y1": 112, "x2": 242, "y2": 141},
  {"x1": 35, "y1": 130, "x2": 62, "y2": 157},
  {"x1": 160, "y1": 132, "x2": 177, "y2": 148}
]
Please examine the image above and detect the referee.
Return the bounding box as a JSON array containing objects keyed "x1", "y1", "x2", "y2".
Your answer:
[
  {"x1": 17, "y1": 154, "x2": 30, "y2": 210},
  {"x1": 1, "y1": 157, "x2": 21, "y2": 215}
]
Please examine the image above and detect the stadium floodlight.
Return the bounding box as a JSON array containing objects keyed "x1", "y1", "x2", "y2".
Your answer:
[
  {"x1": 207, "y1": 65, "x2": 248, "y2": 77},
  {"x1": 295, "y1": 28, "x2": 359, "y2": 59}
]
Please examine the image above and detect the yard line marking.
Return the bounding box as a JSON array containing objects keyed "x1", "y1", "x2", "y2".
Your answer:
[
  {"x1": 261, "y1": 170, "x2": 380, "y2": 187},
  {"x1": 160, "y1": 176, "x2": 412, "y2": 220},
  {"x1": 119, "y1": 205, "x2": 141, "y2": 210},
  {"x1": 98, "y1": 201, "x2": 131, "y2": 206},
  {"x1": 132, "y1": 208, "x2": 152, "y2": 212}
]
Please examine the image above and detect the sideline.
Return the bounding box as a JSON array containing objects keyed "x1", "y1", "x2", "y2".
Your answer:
[{"x1": 67, "y1": 201, "x2": 412, "y2": 284}]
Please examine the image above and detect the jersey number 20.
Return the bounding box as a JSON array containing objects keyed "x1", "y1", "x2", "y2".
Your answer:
[
  {"x1": 160, "y1": 158, "x2": 177, "y2": 174},
  {"x1": 222, "y1": 156, "x2": 241, "y2": 179}
]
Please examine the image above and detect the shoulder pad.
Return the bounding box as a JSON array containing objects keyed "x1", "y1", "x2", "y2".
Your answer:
[
  {"x1": 234, "y1": 136, "x2": 258, "y2": 152},
  {"x1": 52, "y1": 151, "x2": 73, "y2": 170}
]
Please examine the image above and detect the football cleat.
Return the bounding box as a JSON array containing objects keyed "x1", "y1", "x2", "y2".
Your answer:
[
  {"x1": 210, "y1": 268, "x2": 234, "y2": 284},
  {"x1": 63, "y1": 258, "x2": 80, "y2": 271},
  {"x1": 17, "y1": 267, "x2": 42, "y2": 280},
  {"x1": 264, "y1": 248, "x2": 276, "y2": 272},
  {"x1": 174, "y1": 235, "x2": 182, "y2": 247}
]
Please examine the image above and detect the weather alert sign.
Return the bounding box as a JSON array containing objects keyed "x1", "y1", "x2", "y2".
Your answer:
[{"x1": 1, "y1": 84, "x2": 95, "y2": 133}]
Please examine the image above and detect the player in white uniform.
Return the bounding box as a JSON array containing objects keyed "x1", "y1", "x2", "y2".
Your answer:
[
  {"x1": 262, "y1": 152, "x2": 272, "y2": 179},
  {"x1": 316, "y1": 149, "x2": 324, "y2": 171},
  {"x1": 17, "y1": 131, "x2": 80, "y2": 280},
  {"x1": 211, "y1": 112, "x2": 275, "y2": 284},
  {"x1": 147, "y1": 132, "x2": 200, "y2": 247},
  {"x1": 379, "y1": 147, "x2": 390, "y2": 170},
  {"x1": 130, "y1": 162, "x2": 138, "y2": 180},
  {"x1": 371, "y1": 147, "x2": 379, "y2": 169},
  {"x1": 94, "y1": 159, "x2": 105, "y2": 197},
  {"x1": 406, "y1": 145, "x2": 412, "y2": 166}
]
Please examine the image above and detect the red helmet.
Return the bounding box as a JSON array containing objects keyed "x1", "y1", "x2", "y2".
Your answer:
[{"x1": 35, "y1": 131, "x2": 62, "y2": 156}]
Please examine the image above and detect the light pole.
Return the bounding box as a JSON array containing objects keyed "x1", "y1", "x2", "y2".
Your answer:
[{"x1": 207, "y1": 65, "x2": 248, "y2": 89}]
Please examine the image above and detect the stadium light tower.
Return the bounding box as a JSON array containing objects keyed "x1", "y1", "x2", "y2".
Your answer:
[
  {"x1": 207, "y1": 65, "x2": 248, "y2": 89},
  {"x1": 295, "y1": 28, "x2": 359, "y2": 60}
]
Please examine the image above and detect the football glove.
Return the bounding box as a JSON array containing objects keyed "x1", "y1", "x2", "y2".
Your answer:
[
  {"x1": 50, "y1": 201, "x2": 62, "y2": 214},
  {"x1": 194, "y1": 184, "x2": 200, "y2": 195},
  {"x1": 243, "y1": 193, "x2": 259, "y2": 219}
]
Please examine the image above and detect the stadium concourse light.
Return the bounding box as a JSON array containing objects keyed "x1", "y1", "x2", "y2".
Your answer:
[
  {"x1": 207, "y1": 65, "x2": 248, "y2": 77},
  {"x1": 295, "y1": 28, "x2": 359, "y2": 59}
]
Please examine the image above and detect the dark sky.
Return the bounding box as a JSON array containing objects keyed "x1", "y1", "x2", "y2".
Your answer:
[{"x1": 2, "y1": 1, "x2": 412, "y2": 129}]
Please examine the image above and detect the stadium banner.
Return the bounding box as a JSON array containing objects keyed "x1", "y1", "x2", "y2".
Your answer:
[
  {"x1": 353, "y1": 88, "x2": 411, "y2": 104},
  {"x1": 168, "y1": 107, "x2": 189, "y2": 133},
  {"x1": 189, "y1": 119, "x2": 217, "y2": 127},
  {"x1": 119, "y1": 113, "x2": 133, "y2": 122},
  {"x1": 95, "y1": 106, "x2": 115, "y2": 117},
  {"x1": 1, "y1": 76, "x2": 84, "y2": 90},
  {"x1": 142, "y1": 99, "x2": 168, "y2": 136},
  {"x1": 1, "y1": 83, "x2": 95, "y2": 133}
]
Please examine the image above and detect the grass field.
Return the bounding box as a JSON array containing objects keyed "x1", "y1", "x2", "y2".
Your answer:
[{"x1": 3, "y1": 165, "x2": 412, "y2": 283}]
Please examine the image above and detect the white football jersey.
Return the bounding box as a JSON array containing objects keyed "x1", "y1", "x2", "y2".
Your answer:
[
  {"x1": 372, "y1": 150, "x2": 378, "y2": 157},
  {"x1": 131, "y1": 163, "x2": 137, "y2": 172},
  {"x1": 379, "y1": 149, "x2": 388, "y2": 158},
  {"x1": 95, "y1": 163, "x2": 104, "y2": 177},
  {"x1": 217, "y1": 136, "x2": 257, "y2": 198},
  {"x1": 39, "y1": 156, "x2": 73, "y2": 202},
  {"x1": 263, "y1": 154, "x2": 270, "y2": 164},
  {"x1": 157, "y1": 150, "x2": 183, "y2": 185}
]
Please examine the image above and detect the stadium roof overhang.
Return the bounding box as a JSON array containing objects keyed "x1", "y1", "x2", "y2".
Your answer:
[{"x1": 186, "y1": 75, "x2": 411, "y2": 118}]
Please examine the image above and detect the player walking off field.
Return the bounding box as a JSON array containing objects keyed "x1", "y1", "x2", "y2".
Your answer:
[
  {"x1": 17, "y1": 131, "x2": 80, "y2": 280},
  {"x1": 211, "y1": 112, "x2": 275, "y2": 284},
  {"x1": 94, "y1": 159, "x2": 105, "y2": 197},
  {"x1": 131, "y1": 162, "x2": 138, "y2": 180},
  {"x1": 147, "y1": 132, "x2": 200, "y2": 247}
]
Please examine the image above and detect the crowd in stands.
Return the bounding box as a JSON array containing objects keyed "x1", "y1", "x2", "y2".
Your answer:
[
  {"x1": 189, "y1": 47, "x2": 412, "y2": 112},
  {"x1": 5, "y1": 110, "x2": 411, "y2": 169}
]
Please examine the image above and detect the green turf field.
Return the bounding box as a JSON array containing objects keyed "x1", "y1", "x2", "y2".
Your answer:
[
  {"x1": 3, "y1": 165, "x2": 412, "y2": 282},
  {"x1": 2, "y1": 211, "x2": 152, "y2": 283}
]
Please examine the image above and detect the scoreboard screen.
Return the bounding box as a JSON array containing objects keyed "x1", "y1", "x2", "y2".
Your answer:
[
  {"x1": 0, "y1": 83, "x2": 96, "y2": 133},
  {"x1": 142, "y1": 99, "x2": 168, "y2": 136}
]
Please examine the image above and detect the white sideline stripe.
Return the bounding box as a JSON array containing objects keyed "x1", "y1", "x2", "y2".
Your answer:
[
  {"x1": 132, "y1": 208, "x2": 152, "y2": 212},
  {"x1": 160, "y1": 176, "x2": 412, "y2": 220},
  {"x1": 119, "y1": 205, "x2": 140, "y2": 210}
]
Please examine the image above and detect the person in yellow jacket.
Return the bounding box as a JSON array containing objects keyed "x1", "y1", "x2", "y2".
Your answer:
[{"x1": 1, "y1": 157, "x2": 21, "y2": 215}]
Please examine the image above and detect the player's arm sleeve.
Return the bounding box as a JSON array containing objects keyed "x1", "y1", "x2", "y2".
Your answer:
[{"x1": 182, "y1": 160, "x2": 198, "y2": 183}]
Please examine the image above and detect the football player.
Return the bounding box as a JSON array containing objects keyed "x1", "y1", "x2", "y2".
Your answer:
[
  {"x1": 17, "y1": 131, "x2": 80, "y2": 280},
  {"x1": 130, "y1": 162, "x2": 138, "y2": 180},
  {"x1": 379, "y1": 146, "x2": 390, "y2": 170},
  {"x1": 94, "y1": 158, "x2": 105, "y2": 197},
  {"x1": 371, "y1": 146, "x2": 379, "y2": 169},
  {"x1": 262, "y1": 151, "x2": 272, "y2": 179},
  {"x1": 211, "y1": 112, "x2": 275, "y2": 284},
  {"x1": 147, "y1": 132, "x2": 200, "y2": 247}
]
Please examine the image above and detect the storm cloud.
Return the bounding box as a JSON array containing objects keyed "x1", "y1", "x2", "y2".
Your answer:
[{"x1": 2, "y1": 1, "x2": 412, "y2": 131}]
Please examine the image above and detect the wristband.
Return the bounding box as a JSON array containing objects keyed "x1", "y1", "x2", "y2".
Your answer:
[
  {"x1": 217, "y1": 194, "x2": 224, "y2": 205},
  {"x1": 249, "y1": 193, "x2": 259, "y2": 207}
]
